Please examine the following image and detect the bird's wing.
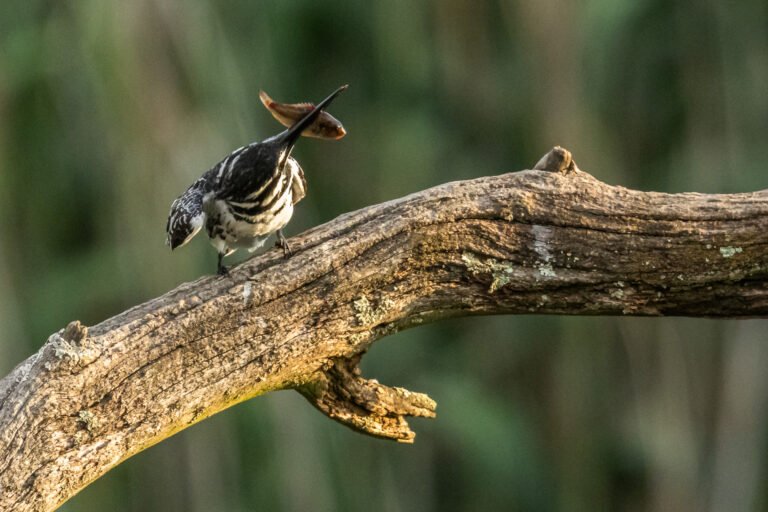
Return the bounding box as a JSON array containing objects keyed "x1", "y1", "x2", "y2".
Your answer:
[{"x1": 213, "y1": 142, "x2": 281, "y2": 202}]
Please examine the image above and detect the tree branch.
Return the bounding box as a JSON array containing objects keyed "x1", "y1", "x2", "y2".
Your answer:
[{"x1": 1, "y1": 147, "x2": 767, "y2": 511}]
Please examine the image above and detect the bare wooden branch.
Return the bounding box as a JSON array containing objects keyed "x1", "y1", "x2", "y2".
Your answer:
[
  {"x1": 297, "y1": 354, "x2": 437, "y2": 442},
  {"x1": 1, "y1": 147, "x2": 767, "y2": 511}
]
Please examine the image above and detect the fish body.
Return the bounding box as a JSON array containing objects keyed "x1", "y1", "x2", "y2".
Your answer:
[{"x1": 259, "y1": 90, "x2": 346, "y2": 140}]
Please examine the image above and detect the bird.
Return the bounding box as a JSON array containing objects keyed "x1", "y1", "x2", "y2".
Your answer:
[{"x1": 166, "y1": 84, "x2": 348, "y2": 275}]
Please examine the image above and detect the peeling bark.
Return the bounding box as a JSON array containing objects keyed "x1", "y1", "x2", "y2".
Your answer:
[{"x1": 1, "y1": 147, "x2": 767, "y2": 511}]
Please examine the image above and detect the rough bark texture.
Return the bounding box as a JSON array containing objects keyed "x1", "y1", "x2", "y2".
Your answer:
[{"x1": 1, "y1": 147, "x2": 767, "y2": 511}]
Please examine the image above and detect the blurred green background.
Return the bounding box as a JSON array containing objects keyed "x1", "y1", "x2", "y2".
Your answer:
[{"x1": 1, "y1": 1, "x2": 767, "y2": 511}]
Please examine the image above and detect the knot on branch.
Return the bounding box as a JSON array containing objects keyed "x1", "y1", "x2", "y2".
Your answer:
[
  {"x1": 298, "y1": 355, "x2": 436, "y2": 443},
  {"x1": 533, "y1": 146, "x2": 578, "y2": 174},
  {"x1": 44, "y1": 320, "x2": 100, "y2": 371}
]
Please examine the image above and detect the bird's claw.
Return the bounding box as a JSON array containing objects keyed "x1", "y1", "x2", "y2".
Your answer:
[
  {"x1": 217, "y1": 253, "x2": 230, "y2": 276},
  {"x1": 276, "y1": 231, "x2": 292, "y2": 259}
]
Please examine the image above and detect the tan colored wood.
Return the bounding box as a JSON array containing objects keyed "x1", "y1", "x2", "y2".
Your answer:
[{"x1": 1, "y1": 148, "x2": 767, "y2": 511}]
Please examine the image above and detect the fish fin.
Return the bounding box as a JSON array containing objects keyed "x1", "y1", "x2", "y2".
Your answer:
[{"x1": 259, "y1": 90, "x2": 274, "y2": 108}]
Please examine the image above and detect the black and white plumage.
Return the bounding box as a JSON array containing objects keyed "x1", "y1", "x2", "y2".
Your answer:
[{"x1": 166, "y1": 85, "x2": 347, "y2": 274}]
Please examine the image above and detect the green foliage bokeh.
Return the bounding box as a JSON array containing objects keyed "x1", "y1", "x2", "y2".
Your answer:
[{"x1": 1, "y1": 1, "x2": 767, "y2": 511}]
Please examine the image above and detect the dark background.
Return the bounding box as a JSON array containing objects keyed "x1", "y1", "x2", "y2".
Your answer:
[{"x1": 1, "y1": 1, "x2": 767, "y2": 511}]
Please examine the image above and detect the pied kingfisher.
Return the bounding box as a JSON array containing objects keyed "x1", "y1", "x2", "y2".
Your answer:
[{"x1": 166, "y1": 85, "x2": 347, "y2": 275}]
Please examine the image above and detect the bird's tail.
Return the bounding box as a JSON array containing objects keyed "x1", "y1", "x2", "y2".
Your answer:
[
  {"x1": 166, "y1": 178, "x2": 206, "y2": 250},
  {"x1": 277, "y1": 84, "x2": 348, "y2": 154}
]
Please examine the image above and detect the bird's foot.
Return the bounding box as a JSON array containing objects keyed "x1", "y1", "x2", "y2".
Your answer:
[
  {"x1": 217, "y1": 253, "x2": 230, "y2": 276},
  {"x1": 275, "y1": 230, "x2": 292, "y2": 259}
]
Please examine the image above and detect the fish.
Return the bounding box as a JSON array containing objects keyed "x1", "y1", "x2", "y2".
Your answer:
[{"x1": 259, "y1": 90, "x2": 347, "y2": 140}]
